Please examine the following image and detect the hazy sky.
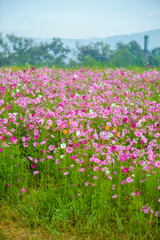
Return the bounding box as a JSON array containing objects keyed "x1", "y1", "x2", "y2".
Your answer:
[{"x1": 0, "y1": 0, "x2": 160, "y2": 39}]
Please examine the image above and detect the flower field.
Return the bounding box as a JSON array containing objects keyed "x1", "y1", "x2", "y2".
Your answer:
[{"x1": 0, "y1": 66, "x2": 160, "y2": 239}]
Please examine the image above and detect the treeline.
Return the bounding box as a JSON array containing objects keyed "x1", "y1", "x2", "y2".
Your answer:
[{"x1": 0, "y1": 33, "x2": 160, "y2": 68}]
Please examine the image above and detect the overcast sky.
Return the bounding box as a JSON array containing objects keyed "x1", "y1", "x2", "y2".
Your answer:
[{"x1": 0, "y1": 0, "x2": 160, "y2": 39}]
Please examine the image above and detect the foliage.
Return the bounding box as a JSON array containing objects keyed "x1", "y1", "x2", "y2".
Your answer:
[{"x1": 0, "y1": 33, "x2": 160, "y2": 68}]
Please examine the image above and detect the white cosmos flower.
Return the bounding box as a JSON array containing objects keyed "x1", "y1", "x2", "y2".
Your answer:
[
  {"x1": 76, "y1": 131, "x2": 80, "y2": 137},
  {"x1": 60, "y1": 143, "x2": 66, "y2": 149},
  {"x1": 108, "y1": 133, "x2": 113, "y2": 139},
  {"x1": 111, "y1": 103, "x2": 116, "y2": 108},
  {"x1": 105, "y1": 168, "x2": 110, "y2": 174},
  {"x1": 60, "y1": 154, "x2": 64, "y2": 159}
]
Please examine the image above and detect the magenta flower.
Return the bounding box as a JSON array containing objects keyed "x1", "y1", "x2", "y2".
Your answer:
[
  {"x1": 120, "y1": 155, "x2": 127, "y2": 162},
  {"x1": 2, "y1": 136, "x2": 6, "y2": 141},
  {"x1": 69, "y1": 94, "x2": 74, "y2": 98},
  {"x1": 122, "y1": 168, "x2": 129, "y2": 173},
  {"x1": 136, "y1": 191, "x2": 141, "y2": 195},
  {"x1": 83, "y1": 140, "x2": 87, "y2": 145},
  {"x1": 122, "y1": 117, "x2": 128, "y2": 123},
  {"x1": 34, "y1": 135, "x2": 39, "y2": 140},
  {"x1": 131, "y1": 122, "x2": 136, "y2": 129},
  {"x1": 111, "y1": 146, "x2": 116, "y2": 151},
  {"x1": 31, "y1": 163, "x2": 37, "y2": 169},
  {"x1": 0, "y1": 148, "x2": 2, "y2": 153},
  {"x1": 10, "y1": 136, "x2": 17, "y2": 143},
  {"x1": 21, "y1": 188, "x2": 26, "y2": 192}
]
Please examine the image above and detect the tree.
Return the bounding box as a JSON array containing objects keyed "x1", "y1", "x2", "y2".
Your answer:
[
  {"x1": 48, "y1": 38, "x2": 70, "y2": 66},
  {"x1": 6, "y1": 34, "x2": 34, "y2": 65},
  {"x1": 76, "y1": 41, "x2": 111, "y2": 65},
  {"x1": 148, "y1": 48, "x2": 160, "y2": 68},
  {"x1": 128, "y1": 41, "x2": 143, "y2": 58},
  {"x1": 0, "y1": 33, "x2": 9, "y2": 66}
]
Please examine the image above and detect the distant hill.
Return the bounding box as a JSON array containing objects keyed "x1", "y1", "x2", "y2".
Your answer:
[{"x1": 33, "y1": 29, "x2": 160, "y2": 51}]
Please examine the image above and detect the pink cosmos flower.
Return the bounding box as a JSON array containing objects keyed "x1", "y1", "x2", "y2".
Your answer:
[
  {"x1": 0, "y1": 148, "x2": 2, "y2": 153},
  {"x1": 131, "y1": 192, "x2": 135, "y2": 196},
  {"x1": 154, "y1": 161, "x2": 160, "y2": 168},
  {"x1": 120, "y1": 155, "x2": 127, "y2": 162},
  {"x1": 33, "y1": 171, "x2": 39, "y2": 175},
  {"x1": 34, "y1": 130, "x2": 39, "y2": 135},
  {"x1": 47, "y1": 119, "x2": 52, "y2": 125},
  {"x1": 23, "y1": 142, "x2": 28, "y2": 147},
  {"x1": 85, "y1": 182, "x2": 89, "y2": 186},
  {"x1": 148, "y1": 154, "x2": 156, "y2": 161},
  {"x1": 134, "y1": 131, "x2": 142, "y2": 137},
  {"x1": 21, "y1": 188, "x2": 26, "y2": 192},
  {"x1": 93, "y1": 166, "x2": 99, "y2": 171},
  {"x1": 55, "y1": 159, "x2": 59, "y2": 164},
  {"x1": 10, "y1": 136, "x2": 17, "y2": 143},
  {"x1": 33, "y1": 142, "x2": 38, "y2": 147},
  {"x1": 66, "y1": 146, "x2": 73, "y2": 153},
  {"x1": 34, "y1": 135, "x2": 39, "y2": 140},
  {"x1": 80, "y1": 168, "x2": 85, "y2": 172},
  {"x1": 126, "y1": 177, "x2": 134, "y2": 183},
  {"x1": 93, "y1": 176, "x2": 98, "y2": 179},
  {"x1": 112, "y1": 195, "x2": 117, "y2": 198},
  {"x1": 69, "y1": 94, "x2": 74, "y2": 98},
  {"x1": 48, "y1": 145, "x2": 54, "y2": 151},
  {"x1": 64, "y1": 172, "x2": 69, "y2": 175}
]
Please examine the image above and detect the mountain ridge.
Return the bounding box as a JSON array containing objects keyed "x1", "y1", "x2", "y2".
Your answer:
[{"x1": 33, "y1": 29, "x2": 160, "y2": 50}]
